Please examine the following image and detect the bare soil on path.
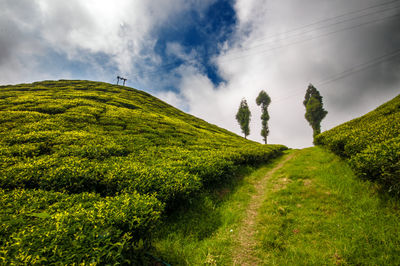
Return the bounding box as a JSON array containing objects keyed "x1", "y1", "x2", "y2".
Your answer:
[{"x1": 233, "y1": 152, "x2": 297, "y2": 265}]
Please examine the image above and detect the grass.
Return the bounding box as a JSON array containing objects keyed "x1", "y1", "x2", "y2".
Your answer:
[
  {"x1": 152, "y1": 154, "x2": 291, "y2": 265},
  {"x1": 255, "y1": 147, "x2": 400, "y2": 265},
  {"x1": 315, "y1": 93, "x2": 400, "y2": 194},
  {"x1": 153, "y1": 147, "x2": 400, "y2": 265}
]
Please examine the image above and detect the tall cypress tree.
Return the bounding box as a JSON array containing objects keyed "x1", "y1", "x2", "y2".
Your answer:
[
  {"x1": 236, "y1": 98, "x2": 251, "y2": 139},
  {"x1": 303, "y1": 84, "x2": 328, "y2": 141},
  {"x1": 256, "y1": 90, "x2": 271, "y2": 144}
]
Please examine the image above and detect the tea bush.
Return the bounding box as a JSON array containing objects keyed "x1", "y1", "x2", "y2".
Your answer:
[
  {"x1": 0, "y1": 189, "x2": 162, "y2": 264},
  {"x1": 315, "y1": 94, "x2": 400, "y2": 194},
  {"x1": 0, "y1": 80, "x2": 286, "y2": 263}
]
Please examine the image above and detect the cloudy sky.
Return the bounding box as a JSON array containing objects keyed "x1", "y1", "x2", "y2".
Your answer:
[{"x1": 1, "y1": 0, "x2": 400, "y2": 148}]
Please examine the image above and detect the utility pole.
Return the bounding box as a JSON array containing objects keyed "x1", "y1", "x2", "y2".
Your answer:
[{"x1": 116, "y1": 76, "x2": 127, "y2": 86}]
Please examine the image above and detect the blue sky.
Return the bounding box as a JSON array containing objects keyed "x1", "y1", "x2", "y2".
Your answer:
[
  {"x1": 1, "y1": 0, "x2": 400, "y2": 148},
  {"x1": 147, "y1": 0, "x2": 236, "y2": 88}
]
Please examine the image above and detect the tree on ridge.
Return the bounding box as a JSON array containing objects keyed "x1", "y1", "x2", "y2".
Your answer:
[
  {"x1": 256, "y1": 90, "x2": 271, "y2": 144},
  {"x1": 236, "y1": 98, "x2": 251, "y2": 139},
  {"x1": 303, "y1": 84, "x2": 328, "y2": 142}
]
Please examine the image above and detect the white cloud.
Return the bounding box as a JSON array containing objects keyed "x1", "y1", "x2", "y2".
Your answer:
[
  {"x1": 156, "y1": 90, "x2": 187, "y2": 111},
  {"x1": 36, "y1": 0, "x2": 178, "y2": 73},
  {"x1": 1, "y1": 0, "x2": 399, "y2": 149},
  {"x1": 160, "y1": 0, "x2": 400, "y2": 148},
  {"x1": 0, "y1": 0, "x2": 215, "y2": 84}
]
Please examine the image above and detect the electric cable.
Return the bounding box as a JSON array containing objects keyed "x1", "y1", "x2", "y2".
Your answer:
[
  {"x1": 219, "y1": 13, "x2": 400, "y2": 63},
  {"x1": 273, "y1": 48, "x2": 400, "y2": 103},
  {"x1": 249, "y1": 0, "x2": 400, "y2": 44},
  {"x1": 129, "y1": 10, "x2": 400, "y2": 79},
  {"x1": 228, "y1": 4, "x2": 400, "y2": 57}
]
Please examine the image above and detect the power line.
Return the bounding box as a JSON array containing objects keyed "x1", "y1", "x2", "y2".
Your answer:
[
  {"x1": 129, "y1": 8, "x2": 400, "y2": 79},
  {"x1": 134, "y1": 0, "x2": 400, "y2": 73},
  {"x1": 273, "y1": 48, "x2": 400, "y2": 103},
  {"x1": 218, "y1": 13, "x2": 400, "y2": 63},
  {"x1": 317, "y1": 51, "x2": 400, "y2": 86},
  {"x1": 249, "y1": 0, "x2": 400, "y2": 45},
  {"x1": 229, "y1": 4, "x2": 400, "y2": 57}
]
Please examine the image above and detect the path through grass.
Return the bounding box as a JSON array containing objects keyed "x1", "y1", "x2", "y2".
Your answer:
[
  {"x1": 153, "y1": 147, "x2": 400, "y2": 265},
  {"x1": 233, "y1": 152, "x2": 296, "y2": 265},
  {"x1": 152, "y1": 153, "x2": 293, "y2": 265},
  {"x1": 254, "y1": 147, "x2": 400, "y2": 265}
]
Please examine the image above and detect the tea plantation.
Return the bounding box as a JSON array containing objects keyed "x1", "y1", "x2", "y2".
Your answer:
[
  {"x1": 0, "y1": 80, "x2": 286, "y2": 264},
  {"x1": 315, "y1": 94, "x2": 400, "y2": 194}
]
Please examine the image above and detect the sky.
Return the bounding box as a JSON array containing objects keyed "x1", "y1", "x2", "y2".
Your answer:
[{"x1": 1, "y1": 0, "x2": 400, "y2": 148}]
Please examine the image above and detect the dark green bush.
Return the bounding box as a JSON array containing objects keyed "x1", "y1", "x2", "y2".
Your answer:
[
  {"x1": 0, "y1": 189, "x2": 163, "y2": 264},
  {"x1": 350, "y1": 137, "x2": 400, "y2": 193},
  {"x1": 316, "y1": 94, "x2": 400, "y2": 194}
]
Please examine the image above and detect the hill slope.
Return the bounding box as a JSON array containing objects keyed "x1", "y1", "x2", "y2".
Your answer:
[
  {"x1": 0, "y1": 80, "x2": 286, "y2": 264},
  {"x1": 316, "y1": 94, "x2": 400, "y2": 194}
]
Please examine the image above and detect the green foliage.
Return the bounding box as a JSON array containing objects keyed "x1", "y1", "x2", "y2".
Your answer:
[
  {"x1": 256, "y1": 90, "x2": 271, "y2": 144},
  {"x1": 0, "y1": 80, "x2": 287, "y2": 263},
  {"x1": 0, "y1": 189, "x2": 162, "y2": 264},
  {"x1": 156, "y1": 147, "x2": 400, "y2": 264},
  {"x1": 152, "y1": 161, "x2": 280, "y2": 265},
  {"x1": 303, "y1": 84, "x2": 327, "y2": 140},
  {"x1": 255, "y1": 148, "x2": 400, "y2": 265},
  {"x1": 350, "y1": 137, "x2": 400, "y2": 191},
  {"x1": 235, "y1": 98, "x2": 251, "y2": 139},
  {"x1": 315, "y1": 94, "x2": 400, "y2": 194}
]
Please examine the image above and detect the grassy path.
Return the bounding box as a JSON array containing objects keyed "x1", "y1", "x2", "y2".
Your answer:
[
  {"x1": 253, "y1": 147, "x2": 400, "y2": 265},
  {"x1": 152, "y1": 153, "x2": 292, "y2": 265},
  {"x1": 233, "y1": 152, "x2": 296, "y2": 265},
  {"x1": 153, "y1": 147, "x2": 400, "y2": 265}
]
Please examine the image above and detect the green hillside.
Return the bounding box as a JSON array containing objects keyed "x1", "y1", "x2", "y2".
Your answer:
[
  {"x1": 316, "y1": 94, "x2": 400, "y2": 194},
  {"x1": 0, "y1": 80, "x2": 286, "y2": 264}
]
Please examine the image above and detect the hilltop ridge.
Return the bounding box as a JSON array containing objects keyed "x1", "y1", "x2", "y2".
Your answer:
[{"x1": 0, "y1": 80, "x2": 286, "y2": 264}]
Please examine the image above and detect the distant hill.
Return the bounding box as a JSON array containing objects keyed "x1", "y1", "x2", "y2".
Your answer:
[
  {"x1": 0, "y1": 80, "x2": 286, "y2": 264},
  {"x1": 316, "y1": 94, "x2": 400, "y2": 194}
]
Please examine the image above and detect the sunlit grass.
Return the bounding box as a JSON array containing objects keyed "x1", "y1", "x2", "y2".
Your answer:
[
  {"x1": 153, "y1": 147, "x2": 400, "y2": 265},
  {"x1": 255, "y1": 147, "x2": 400, "y2": 265},
  {"x1": 152, "y1": 153, "x2": 293, "y2": 265}
]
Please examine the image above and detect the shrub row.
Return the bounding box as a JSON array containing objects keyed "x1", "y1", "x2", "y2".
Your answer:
[
  {"x1": 0, "y1": 146, "x2": 285, "y2": 264},
  {"x1": 315, "y1": 94, "x2": 400, "y2": 194},
  {"x1": 0, "y1": 80, "x2": 287, "y2": 264},
  {"x1": 0, "y1": 145, "x2": 285, "y2": 199}
]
